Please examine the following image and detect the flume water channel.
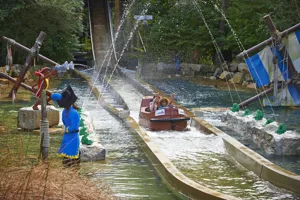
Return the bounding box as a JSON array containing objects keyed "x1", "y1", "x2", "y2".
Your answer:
[
  {"x1": 56, "y1": 76, "x2": 178, "y2": 199},
  {"x1": 107, "y1": 71, "x2": 300, "y2": 199},
  {"x1": 146, "y1": 78, "x2": 300, "y2": 175}
]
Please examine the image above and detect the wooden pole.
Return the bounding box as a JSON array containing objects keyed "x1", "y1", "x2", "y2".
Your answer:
[
  {"x1": 263, "y1": 15, "x2": 300, "y2": 90},
  {"x1": 237, "y1": 23, "x2": 300, "y2": 59},
  {"x1": 238, "y1": 15, "x2": 300, "y2": 108},
  {"x1": 2, "y1": 35, "x2": 58, "y2": 66},
  {"x1": 0, "y1": 72, "x2": 35, "y2": 93},
  {"x1": 8, "y1": 32, "x2": 47, "y2": 98},
  {"x1": 40, "y1": 90, "x2": 49, "y2": 162}
]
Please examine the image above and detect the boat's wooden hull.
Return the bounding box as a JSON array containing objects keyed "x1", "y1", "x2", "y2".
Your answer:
[{"x1": 139, "y1": 96, "x2": 190, "y2": 131}]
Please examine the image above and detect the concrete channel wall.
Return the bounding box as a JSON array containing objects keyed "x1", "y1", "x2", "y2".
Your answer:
[
  {"x1": 75, "y1": 70, "x2": 238, "y2": 200},
  {"x1": 117, "y1": 69, "x2": 300, "y2": 195}
]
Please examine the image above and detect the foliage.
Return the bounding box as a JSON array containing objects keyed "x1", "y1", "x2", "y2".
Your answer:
[
  {"x1": 1, "y1": 0, "x2": 300, "y2": 66},
  {"x1": 0, "y1": 0, "x2": 84, "y2": 65},
  {"x1": 129, "y1": 0, "x2": 300, "y2": 65}
]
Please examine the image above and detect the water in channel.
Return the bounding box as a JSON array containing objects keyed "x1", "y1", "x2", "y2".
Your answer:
[
  {"x1": 108, "y1": 74, "x2": 300, "y2": 199},
  {"x1": 0, "y1": 77, "x2": 177, "y2": 200},
  {"x1": 146, "y1": 78, "x2": 300, "y2": 175},
  {"x1": 60, "y1": 76, "x2": 178, "y2": 200}
]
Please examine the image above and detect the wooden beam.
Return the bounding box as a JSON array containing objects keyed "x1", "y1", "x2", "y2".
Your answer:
[
  {"x1": 2, "y1": 36, "x2": 58, "y2": 66},
  {"x1": 264, "y1": 15, "x2": 300, "y2": 86},
  {"x1": 237, "y1": 23, "x2": 300, "y2": 59},
  {"x1": 8, "y1": 32, "x2": 47, "y2": 98}
]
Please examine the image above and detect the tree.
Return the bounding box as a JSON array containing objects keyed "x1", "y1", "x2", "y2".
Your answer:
[{"x1": 0, "y1": 0, "x2": 84, "y2": 65}]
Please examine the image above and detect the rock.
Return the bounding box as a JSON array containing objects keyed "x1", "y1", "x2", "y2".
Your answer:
[
  {"x1": 247, "y1": 83, "x2": 257, "y2": 89},
  {"x1": 80, "y1": 143, "x2": 106, "y2": 162},
  {"x1": 231, "y1": 72, "x2": 245, "y2": 84},
  {"x1": 242, "y1": 81, "x2": 247, "y2": 86},
  {"x1": 238, "y1": 63, "x2": 249, "y2": 73},
  {"x1": 229, "y1": 63, "x2": 238, "y2": 72},
  {"x1": 219, "y1": 71, "x2": 233, "y2": 81},
  {"x1": 201, "y1": 65, "x2": 216, "y2": 73},
  {"x1": 18, "y1": 106, "x2": 60, "y2": 130},
  {"x1": 191, "y1": 64, "x2": 201, "y2": 72},
  {"x1": 245, "y1": 74, "x2": 253, "y2": 82},
  {"x1": 210, "y1": 76, "x2": 217, "y2": 80},
  {"x1": 157, "y1": 62, "x2": 164, "y2": 70},
  {"x1": 213, "y1": 68, "x2": 223, "y2": 78},
  {"x1": 222, "y1": 110, "x2": 300, "y2": 155}
]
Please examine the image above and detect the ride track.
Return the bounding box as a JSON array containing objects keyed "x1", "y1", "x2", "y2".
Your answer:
[{"x1": 80, "y1": 0, "x2": 300, "y2": 199}]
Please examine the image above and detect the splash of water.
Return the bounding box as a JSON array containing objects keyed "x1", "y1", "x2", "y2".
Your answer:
[
  {"x1": 81, "y1": 0, "x2": 137, "y2": 109},
  {"x1": 95, "y1": 5, "x2": 151, "y2": 108}
]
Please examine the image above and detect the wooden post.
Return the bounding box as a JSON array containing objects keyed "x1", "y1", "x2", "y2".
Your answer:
[
  {"x1": 8, "y1": 31, "x2": 47, "y2": 98},
  {"x1": 40, "y1": 90, "x2": 49, "y2": 162},
  {"x1": 115, "y1": 0, "x2": 120, "y2": 31}
]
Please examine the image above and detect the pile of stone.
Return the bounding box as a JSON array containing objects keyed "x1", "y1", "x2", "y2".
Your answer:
[
  {"x1": 211, "y1": 63, "x2": 256, "y2": 89},
  {"x1": 222, "y1": 110, "x2": 300, "y2": 155}
]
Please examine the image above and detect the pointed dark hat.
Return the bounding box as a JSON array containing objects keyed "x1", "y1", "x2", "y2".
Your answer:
[{"x1": 51, "y1": 85, "x2": 78, "y2": 108}]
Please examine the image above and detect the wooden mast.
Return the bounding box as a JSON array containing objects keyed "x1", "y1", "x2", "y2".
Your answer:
[
  {"x1": 239, "y1": 15, "x2": 300, "y2": 108},
  {"x1": 8, "y1": 32, "x2": 47, "y2": 98}
]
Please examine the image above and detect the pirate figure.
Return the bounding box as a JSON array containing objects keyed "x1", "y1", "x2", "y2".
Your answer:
[{"x1": 51, "y1": 85, "x2": 80, "y2": 166}]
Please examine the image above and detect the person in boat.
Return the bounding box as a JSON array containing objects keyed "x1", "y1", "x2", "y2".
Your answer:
[
  {"x1": 51, "y1": 85, "x2": 81, "y2": 167},
  {"x1": 149, "y1": 93, "x2": 161, "y2": 112},
  {"x1": 159, "y1": 93, "x2": 175, "y2": 109}
]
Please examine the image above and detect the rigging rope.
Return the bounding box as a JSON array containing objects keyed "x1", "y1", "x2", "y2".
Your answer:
[
  {"x1": 193, "y1": 0, "x2": 235, "y2": 104},
  {"x1": 96, "y1": 5, "x2": 150, "y2": 109},
  {"x1": 211, "y1": 0, "x2": 280, "y2": 115}
]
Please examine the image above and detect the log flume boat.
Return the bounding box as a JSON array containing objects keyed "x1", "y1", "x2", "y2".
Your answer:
[{"x1": 139, "y1": 96, "x2": 190, "y2": 131}]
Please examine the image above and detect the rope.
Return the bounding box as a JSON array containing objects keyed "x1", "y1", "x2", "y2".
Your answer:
[
  {"x1": 95, "y1": 5, "x2": 150, "y2": 108},
  {"x1": 193, "y1": 0, "x2": 234, "y2": 104},
  {"x1": 209, "y1": 0, "x2": 270, "y2": 113}
]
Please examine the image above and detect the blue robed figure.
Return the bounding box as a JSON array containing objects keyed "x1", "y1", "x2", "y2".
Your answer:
[{"x1": 51, "y1": 85, "x2": 80, "y2": 165}]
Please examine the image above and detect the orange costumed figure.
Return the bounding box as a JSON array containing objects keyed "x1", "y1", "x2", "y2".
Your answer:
[{"x1": 31, "y1": 67, "x2": 57, "y2": 110}]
